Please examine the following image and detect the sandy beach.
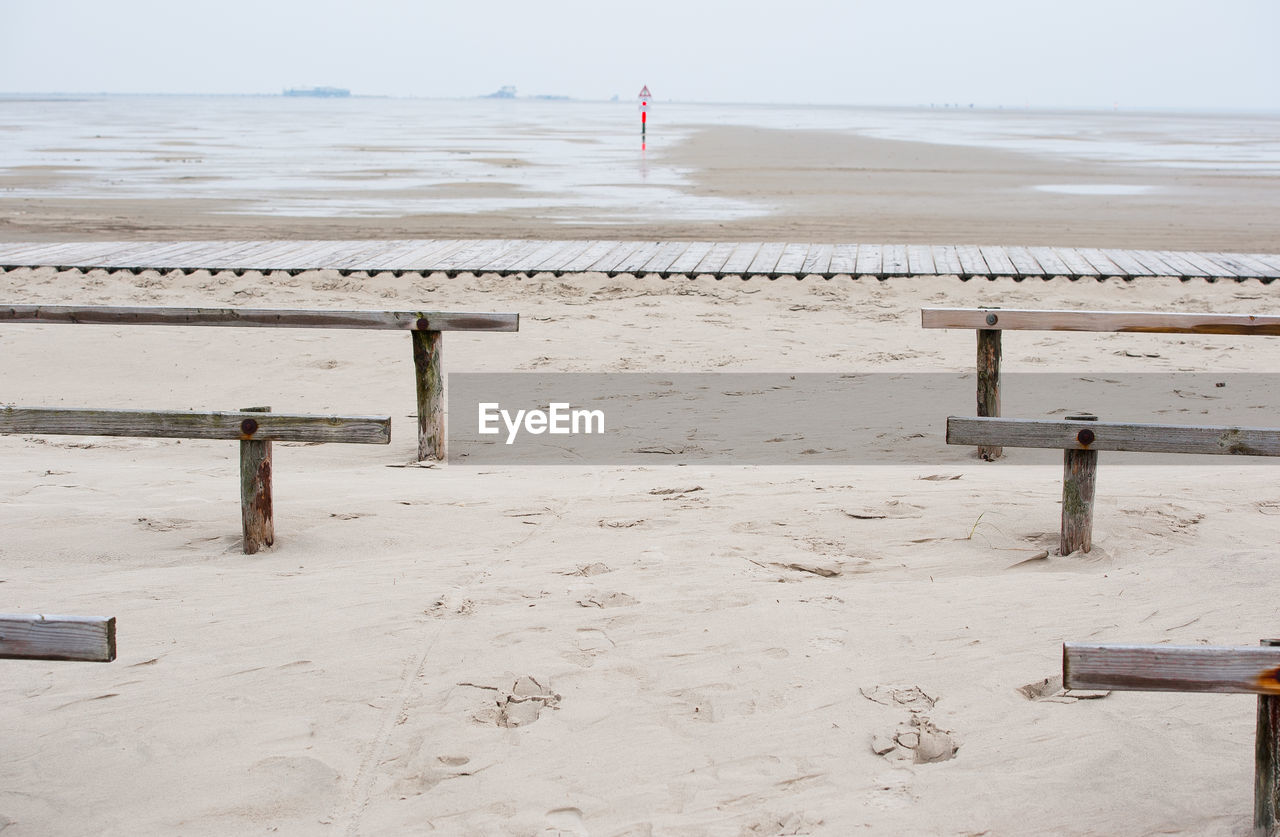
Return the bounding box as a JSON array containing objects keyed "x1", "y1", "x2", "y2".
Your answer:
[
  {"x1": 2, "y1": 99, "x2": 1278, "y2": 252},
  {"x1": 3, "y1": 102, "x2": 1280, "y2": 836}
]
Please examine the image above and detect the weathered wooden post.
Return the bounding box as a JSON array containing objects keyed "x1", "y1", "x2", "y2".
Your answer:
[
  {"x1": 239, "y1": 406, "x2": 273, "y2": 554},
  {"x1": 1064, "y1": 640, "x2": 1280, "y2": 833},
  {"x1": 412, "y1": 324, "x2": 444, "y2": 461},
  {"x1": 1060, "y1": 413, "x2": 1098, "y2": 555},
  {"x1": 1258, "y1": 638, "x2": 1280, "y2": 836},
  {"x1": 976, "y1": 310, "x2": 1001, "y2": 461}
]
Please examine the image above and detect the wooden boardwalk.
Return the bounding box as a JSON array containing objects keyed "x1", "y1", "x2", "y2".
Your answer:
[{"x1": 1, "y1": 240, "x2": 1278, "y2": 280}]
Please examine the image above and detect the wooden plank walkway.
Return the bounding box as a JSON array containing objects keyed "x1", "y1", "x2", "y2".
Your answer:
[{"x1": 0, "y1": 240, "x2": 1277, "y2": 281}]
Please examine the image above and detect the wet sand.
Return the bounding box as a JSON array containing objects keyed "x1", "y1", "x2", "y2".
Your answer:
[{"x1": 2, "y1": 114, "x2": 1278, "y2": 251}]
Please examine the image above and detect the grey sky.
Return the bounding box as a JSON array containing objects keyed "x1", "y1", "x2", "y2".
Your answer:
[{"x1": 2, "y1": 0, "x2": 1277, "y2": 110}]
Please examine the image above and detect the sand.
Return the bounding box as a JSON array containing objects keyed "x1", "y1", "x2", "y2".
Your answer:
[
  {"x1": 2, "y1": 119, "x2": 1280, "y2": 836},
  {"x1": 3, "y1": 120, "x2": 1279, "y2": 252}
]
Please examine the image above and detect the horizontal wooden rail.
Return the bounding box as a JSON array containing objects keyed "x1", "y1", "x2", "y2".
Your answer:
[
  {"x1": 0, "y1": 305, "x2": 518, "y2": 332},
  {"x1": 947, "y1": 416, "x2": 1280, "y2": 457},
  {"x1": 3, "y1": 405, "x2": 388, "y2": 553},
  {"x1": 922, "y1": 308, "x2": 1280, "y2": 334},
  {"x1": 0, "y1": 614, "x2": 116, "y2": 662},
  {"x1": 0, "y1": 304, "x2": 519, "y2": 460},
  {"x1": 925, "y1": 306, "x2": 1280, "y2": 462},
  {"x1": 0, "y1": 406, "x2": 391, "y2": 445},
  {"x1": 1064, "y1": 640, "x2": 1280, "y2": 833},
  {"x1": 947, "y1": 415, "x2": 1280, "y2": 553},
  {"x1": 1064, "y1": 643, "x2": 1280, "y2": 695}
]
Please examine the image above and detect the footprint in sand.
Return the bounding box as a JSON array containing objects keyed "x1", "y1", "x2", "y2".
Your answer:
[
  {"x1": 576, "y1": 591, "x2": 638, "y2": 609},
  {"x1": 862, "y1": 685, "x2": 959, "y2": 764},
  {"x1": 806, "y1": 628, "x2": 847, "y2": 653},
  {"x1": 871, "y1": 716, "x2": 959, "y2": 765},
  {"x1": 239, "y1": 756, "x2": 340, "y2": 817},
  {"x1": 460, "y1": 675, "x2": 561, "y2": 728},
  {"x1": 562, "y1": 562, "x2": 612, "y2": 577},
  {"x1": 739, "y1": 812, "x2": 823, "y2": 835},
  {"x1": 136, "y1": 517, "x2": 192, "y2": 532},
  {"x1": 427, "y1": 589, "x2": 476, "y2": 617},
  {"x1": 859, "y1": 684, "x2": 936, "y2": 711},
  {"x1": 561, "y1": 628, "x2": 615, "y2": 668}
]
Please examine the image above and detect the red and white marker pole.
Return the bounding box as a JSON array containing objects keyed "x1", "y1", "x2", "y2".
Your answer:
[{"x1": 638, "y1": 85, "x2": 651, "y2": 151}]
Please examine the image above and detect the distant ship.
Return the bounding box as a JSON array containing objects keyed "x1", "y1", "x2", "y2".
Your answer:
[
  {"x1": 483, "y1": 85, "x2": 517, "y2": 99},
  {"x1": 283, "y1": 86, "x2": 350, "y2": 98}
]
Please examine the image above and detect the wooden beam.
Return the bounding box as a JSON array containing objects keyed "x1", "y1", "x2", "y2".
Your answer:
[
  {"x1": 954, "y1": 245, "x2": 989, "y2": 277},
  {"x1": 0, "y1": 406, "x2": 390, "y2": 445},
  {"x1": 882, "y1": 244, "x2": 910, "y2": 275},
  {"x1": 1006, "y1": 246, "x2": 1046, "y2": 276},
  {"x1": 946, "y1": 416, "x2": 1280, "y2": 457},
  {"x1": 1078, "y1": 248, "x2": 1125, "y2": 277},
  {"x1": 979, "y1": 245, "x2": 1016, "y2": 276},
  {"x1": 0, "y1": 305, "x2": 518, "y2": 332},
  {"x1": 412, "y1": 330, "x2": 444, "y2": 461},
  {"x1": 907, "y1": 245, "x2": 936, "y2": 275},
  {"x1": 614, "y1": 242, "x2": 664, "y2": 275},
  {"x1": 0, "y1": 614, "x2": 116, "y2": 662},
  {"x1": 666, "y1": 241, "x2": 715, "y2": 276},
  {"x1": 239, "y1": 407, "x2": 274, "y2": 554},
  {"x1": 800, "y1": 244, "x2": 834, "y2": 275},
  {"x1": 1025, "y1": 247, "x2": 1071, "y2": 277},
  {"x1": 721, "y1": 242, "x2": 763, "y2": 276},
  {"x1": 1101, "y1": 248, "x2": 1155, "y2": 277},
  {"x1": 1053, "y1": 248, "x2": 1101, "y2": 277},
  {"x1": 922, "y1": 307, "x2": 1280, "y2": 335},
  {"x1": 1060, "y1": 414, "x2": 1099, "y2": 554},
  {"x1": 931, "y1": 245, "x2": 963, "y2": 276},
  {"x1": 1259, "y1": 639, "x2": 1280, "y2": 835},
  {"x1": 529, "y1": 241, "x2": 594, "y2": 274},
  {"x1": 639, "y1": 241, "x2": 693, "y2": 275},
  {"x1": 853, "y1": 244, "x2": 881, "y2": 276},
  {"x1": 746, "y1": 242, "x2": 786, "y2": 276},
  {"x1": 692, "y1": 242, "x2": 737, "y2": 276},
  {"x1": 1063, "y1": 643, "x2": 1280, "y2": 696},
  {"x1": 773, "y1": 243, "x2": 810, "y2": 276},
  {"x1": 558, "y1": 240, "x2": 622, "y2": 273},
  {"x1": 975, "y1": 328, "x2": 1002, "y2": 461}
]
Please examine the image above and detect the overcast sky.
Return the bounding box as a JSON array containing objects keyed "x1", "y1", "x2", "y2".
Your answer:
[{"x1": 2, "y1": 0, "x2": 1277, "y2": 110}]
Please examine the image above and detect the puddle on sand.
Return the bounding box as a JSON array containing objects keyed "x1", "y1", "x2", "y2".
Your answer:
[{"x1": 1034, "y1": 184, "x2": 1156, "y2": 195}]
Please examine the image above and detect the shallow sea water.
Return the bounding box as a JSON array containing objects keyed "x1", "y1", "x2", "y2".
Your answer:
[{"x1": 1, "y1": 95, "x2": 1277, "y2": 224}]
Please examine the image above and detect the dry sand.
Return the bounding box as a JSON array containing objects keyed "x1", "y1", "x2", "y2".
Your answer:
[{"x1": 2, "y1": 122, "x2": 1280, "y2": 836}]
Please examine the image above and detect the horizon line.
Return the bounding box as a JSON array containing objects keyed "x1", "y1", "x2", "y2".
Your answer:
[{"x1": 1, "y1": 91, "x2": 1278, "y2": 117}]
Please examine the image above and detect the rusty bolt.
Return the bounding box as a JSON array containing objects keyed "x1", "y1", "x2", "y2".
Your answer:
[
  {"x1": 415, "y1": 317, "x2": 430, "y2": 331},
  {"x1": 985, "y1": 313, "x2": 998, "y2": 326},
  {"x1": 240, "y1": 418, "x2": 259, "y2": 436},
  {"x1": 1077, "y1": 428, "x2": 1095, "y2": 446}
]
